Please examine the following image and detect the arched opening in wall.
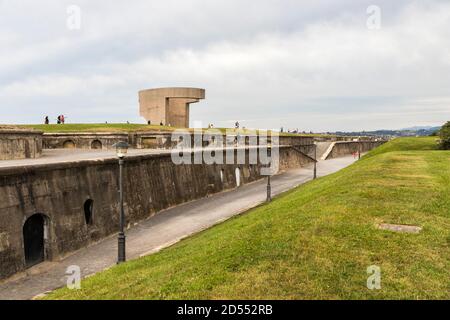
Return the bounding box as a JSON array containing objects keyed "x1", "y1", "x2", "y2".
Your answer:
[
  {"x1": 23, "y1": 214, "x2": 48, "y2": 268},
  {"x1": 63, "y1": 140, "x2": 76, "y2": 149},
  {"x1": 84, "y1": 199, "x2": 94, "y2": 225},
  {"x1": 235, "y1": 167, "x2": 241, "y2": 187},
  {"x1": 220, "y1": 169, "x2": 224, "y2": 183},
  {"x1": 91, "y1": 140, "x2": 102, "y2": 150}
]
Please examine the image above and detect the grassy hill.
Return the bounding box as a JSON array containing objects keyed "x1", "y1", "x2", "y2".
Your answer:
[
  {"x1": 365, "y1": 136, "x2": 439, "y2": 157},
  {"x1": 45, "y1": 137, "x2": 450, "y2": 300}
]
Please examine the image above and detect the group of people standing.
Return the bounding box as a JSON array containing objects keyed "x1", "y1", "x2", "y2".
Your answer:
[
  {"x1": 280, "y1": 127, "x2": 300, "y2": 133},
  {"x1": 44, "y1": 115, "x2": 66, "y2": 124}
]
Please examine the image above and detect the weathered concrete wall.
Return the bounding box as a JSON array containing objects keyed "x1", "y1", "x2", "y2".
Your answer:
[
  {"x1": 0, "y1": 146, "x2": 313, "y2": 280},
  {"x1": 43, "y1": 132, "x2": 130, "y2": 150},
  {"x1": 279, "y1": 135, "x2": 314, "y2": 147},
  {"x1": 326, "y1": 141, "x2": 385, "y2": 159},
  {"x1": 42, "y1": 132, "x2": 173, "y2": 150},
  {"x1": 0, "y1": 129, "x2": 43, "y2": 160},
  {"x1": 41, "y1": 131, "x2": 384, "y2": 152},
  {"x1": 314, "y1": 136, "x2": 381, "y2": 142},
  {"x1": 279, "y1": 145, "x2": 315, "y2": 169},
  {"x1": 42, "y1": 131, "x2": 315, "y2": 151}
]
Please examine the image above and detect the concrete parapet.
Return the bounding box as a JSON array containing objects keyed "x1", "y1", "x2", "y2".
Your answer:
[
  {"x1": 43, "y1": 132, "x2": 129, "y2": 150},
  {"x1": 41, "y1": 131, "x2": 316, "y2": 151},
  {"x1": 324, "y1": 141, "x2": 386, "y2": 159},
  {"x1": 0, "y1": 128, "x2": 43, "y2": 160}
]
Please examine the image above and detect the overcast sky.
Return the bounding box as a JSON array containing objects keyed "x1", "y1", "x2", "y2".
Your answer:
[{"x1": 1, "y1": 0, "x2": 449, "y2": 131}]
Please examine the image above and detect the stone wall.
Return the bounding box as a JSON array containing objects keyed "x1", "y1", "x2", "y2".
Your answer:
[
  {"x1": 279, "y1": 145, "x2": 316, "y2": 169},
  {"x1": 0, "y1": 146, "x2": 313, "y2": 280},
  {"x1": 43, "y1": 132, "x2": 129, "y2": 150},
  {"x1": 0, "y1": 129, "x2": 43, "y2": 160},
  {"x1": 279, "y1": 135, "x2": 314, "y2": 147},
  {"x1": 325, "y1": 141, "x2": 385, "y2": 159},
  {"x1": 314, "y1": 136, "x2": 381, "y2": 142},
  {"x1": 41, "y1": 131, "x2": 315, "y2": 151}
]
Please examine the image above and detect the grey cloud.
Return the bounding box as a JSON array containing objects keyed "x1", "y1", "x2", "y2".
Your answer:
[{"x1": 1, "y1": 0, "x2": 449, "y2": 130}]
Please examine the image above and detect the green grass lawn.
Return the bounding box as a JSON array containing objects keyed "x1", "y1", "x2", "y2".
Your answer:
[
  {"x1": 18, "y1": 123, "x2": 178, "y2": 133},
  {"x1": 45, "y1": 137, "x2": 450, "y2": 300}
]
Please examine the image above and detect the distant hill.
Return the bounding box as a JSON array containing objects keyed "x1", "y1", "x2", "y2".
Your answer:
[
  {"x1": 401, "y1": 126, "x2": 441, "y2": 131},
  {"x1": 333, "y1": 125, "x2": 441, "y2": 138}
]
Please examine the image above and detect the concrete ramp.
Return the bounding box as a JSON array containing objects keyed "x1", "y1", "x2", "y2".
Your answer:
[
  {"x1": 315, "y1": 142, "x2": 334, "y2": 160},
  {"x1": 321, "y1": 140, "x2": 386, "y2": 160}
]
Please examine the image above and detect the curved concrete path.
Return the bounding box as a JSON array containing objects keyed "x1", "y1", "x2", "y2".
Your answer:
[{"x1": 0, "y1": 156, "x2": 356, "y2": 300}]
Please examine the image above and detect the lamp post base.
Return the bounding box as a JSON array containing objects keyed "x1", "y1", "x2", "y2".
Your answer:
[{"x1": 117, "y1": 232, "x2": 126, "y2": 264}]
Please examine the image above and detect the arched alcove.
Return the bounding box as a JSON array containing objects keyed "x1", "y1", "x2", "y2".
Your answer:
[
  {"x1": 63, "y1": 140, "x2": 76, "y2": 149},
  {"x1": 23, "y1": 214, "x2": 49, "y2": 267},
  {"x1": 84, "y1": 199, "x2": 94, "y2": 225},
  {"x1": 91, "y1": 140, "x2": 102, "y2": 150}
]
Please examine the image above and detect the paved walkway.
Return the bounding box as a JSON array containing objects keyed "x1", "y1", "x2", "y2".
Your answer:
[
  {"x1": 0, "y1": 156, "x2": 356, "y2": 300},
  {"x1": 0, "y1": 145, "x2": 289, "y2": 169},
  {"x1": 0, "y1": 149, "x2": 167, "y2": 168}
]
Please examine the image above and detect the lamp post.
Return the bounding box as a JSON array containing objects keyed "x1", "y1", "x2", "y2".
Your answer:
[
  {"x1": 113, "y1": 141, "x2": 129, "y2": 264},
  {"x1": 313, "y1": 143, "x2": 317, "y2": 179},
  {"x1": 266, "y1": 144, "x2": 272, "y2": 202},
  {"x1": 358, "y1": 142, "x2": 361, "y2": 160}
]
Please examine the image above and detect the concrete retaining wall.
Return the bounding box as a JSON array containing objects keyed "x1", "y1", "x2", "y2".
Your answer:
[
  {"x1": 0, "y1": 146, "x2": 313, "y2": 280},
  {"x1": 43, "y1": 132, "x2": 130, "y2": 150},
  {"x1": 325, "y1": 141, "x2": 385, "y2": 159},
  {"x1": 0, "y1": 129, "x2": 43, "y2": 160},
  {"x1": 42, "y1": 131, "x2": 315, "y2": 150}
]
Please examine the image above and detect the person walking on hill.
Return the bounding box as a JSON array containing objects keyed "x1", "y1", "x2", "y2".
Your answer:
[{"x1": 44, "y1": 116, "x2": 49, "y2": 124}]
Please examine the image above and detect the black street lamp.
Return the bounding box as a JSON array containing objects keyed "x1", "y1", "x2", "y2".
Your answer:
[
  {"x1": 113, "y1": 141, "x2": 129, "y2": 264},
  {"x1": 266, "y1": 144, "x2": 272, "y2": 202},
  {"x1": 358, "y1": 142, "x2": 361, "y2": 160}
]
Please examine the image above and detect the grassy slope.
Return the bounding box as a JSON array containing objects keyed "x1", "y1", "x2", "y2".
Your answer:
[
  {"x1": 46, "y1": 137, "x2": 450, "y2": 300},
  {"x1": 366, "y1": 137, "x2": 439, "y2": 157}
]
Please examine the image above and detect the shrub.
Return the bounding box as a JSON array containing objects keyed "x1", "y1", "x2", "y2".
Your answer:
[{"x1": 439, "y1": 121, "x2": 450, "y2": 149}]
